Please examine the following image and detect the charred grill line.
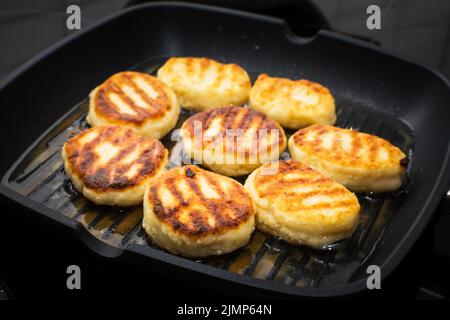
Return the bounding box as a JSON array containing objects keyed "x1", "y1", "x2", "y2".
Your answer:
[
  {"x1": 94, "y1": 72, "x2": 170, "y2": 124},
  {"x1": 123, "y1": 74, "x2": 158, "y2": 113}
]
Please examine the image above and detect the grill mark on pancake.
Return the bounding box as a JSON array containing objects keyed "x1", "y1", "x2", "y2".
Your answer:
[
  {"x1": 97, "y1": 141, "x2": 162, "y2": 189},
  {"x1": 182, "y1": 106, "x2": 286, "y2": 157},
  {"x1": 161, "y1": 58, "x2": 249, "y2": 94},
  {"x1": 252, "y1": 160, "x2": 359, "y2": 220},
  {"x1": 65, "y1": 126, "x2": 166, "y2": 191},
  {"x1": 257, "y1": 160, "x2": 316, "y2": 176},
  {"x1": 274, "y1": 188, "x2": 349, "y2": 201},
  {"x1": 149, "y1": 177, "x2": 191, "y2": 233},
  {"x1": 235, "y1": 107, "x2": 253, "y2": 130},
  {"x1": 185, "y1": 176, "x2": 228, "y2": 231},
  {"x1": 164, "y1": 176, "x2": 189, "y2": 224},
  {"x1": 122, "y1": 74, "x2": 158, "y2": 113},
  {"x1": 368, "y1": 138, "x2": 378, "y2": 163},
  {"x1": 153, "y1": 170, "x2": 227, "y2": 235},
  {"x1": 93, "y1": 72, "x2": 172, "y2": 124},
  {"x1": 330, "y1": 132, "x2": 342, "y2": 161},
  {"x1": 84, "y1": 139, "x2": 137, "y2": 190},
  {"x1": 292, "y1": 124, "x2": 405, "y2": 169},
  {"x1": 298, "y1": 199, "x2": 356, "y2": 211},
  {"x1": 150, "y1": 185, "x2": 169, "y2": 220},
  {"x1": 123, "y1": 73, "x2": 171, "y2": 118},
  {"x1": 203, "y1": 173, "x2": 226, "y2": 196},
  {"x1": 149, "y1": 166, "x2": 252, "y2": 237},
  {"x1": 311, "y1": 129, "x2": 324, "y2": 153},
  {"x1": 212, "y1": 63, "x2": 224, "y2": 91},
  {"x1": 256, "y1": 177, "x2": 334, "y2": 194},
  {"x1": 98, "y1": 84, "x2": 147, "y2": 123},
  {"x1": 201, "y1": 109, "x2": 219, "y2": 133},
  {"x1": 190, "y1": 210, "x2": 210, "y2": 234},
  {"x1": 98, "y1": 139, "x2": 142, "y2": 188},
  {"x1": 351, "y1": 131, "x2": 362, "y2": 161},
  {"x1": 75, "y1": 128, "x2": 107, "y2": 177},
  {"x1": 136, "y1": 147, "x2": 160, "y2": 177}
]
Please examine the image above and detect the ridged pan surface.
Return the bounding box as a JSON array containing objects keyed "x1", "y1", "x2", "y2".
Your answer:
[{"x1": 3, "y1": 57, "x2": 415, "y2": 291}]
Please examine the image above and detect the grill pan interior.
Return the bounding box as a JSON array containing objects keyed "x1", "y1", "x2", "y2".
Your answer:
[
  {"x1": 3, "y1": 56, "x2": 414, "y2": 291},
  {"x1": 0, "y1": 3, "x2": 449, "y2": 297}
]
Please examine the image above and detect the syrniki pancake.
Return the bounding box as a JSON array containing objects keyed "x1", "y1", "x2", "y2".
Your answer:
[
  {"x1": 87, "y1": 71, "x2": 180, "y2": 139},
  {"x1": 244, "y1": 160, "x2": 360, "y2": 248},
  {"x1": 180, "y1": 106, "x2": 286, "y2": 176},
  {"x1": 143, "y1": 165, "x2": 255, "y2": 258},
  {"x1": 249, "y1": 74, "x2": 336, "y2": 129},
  {"x1": 288, "y1": 124, "x2": 407, "y2": 192},
  {"x1": 157, "y1": 57, "x2": 251, "y2": 111},
  {"x1": 62, "y1": 126, "x2": 168, "y2": 206}
]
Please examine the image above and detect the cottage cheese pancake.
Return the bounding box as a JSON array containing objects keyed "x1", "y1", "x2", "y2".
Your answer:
[
  {"x1": 288, "y1": 124, "x2": 407, "y2": 192},
  {"x1": 157, "y1": 57, "x2": 251, "y2": 111},
  {"x1": 143, "y1": 165, "x2": 255, "y2": 257},
  {"x1": 62, "y1": 125, "x2": 168, "y2": 206},
  {"x1": 245, "y1": 160, "x2": 360, "y2": 248},
  {"x1": 87, "y1": 71, "x2": 180, "y2": 139},
  {"x1": 249, "y1": 74, "x2": 336, "y2": 129},
  {"x1": 181, "y1": 106, "x2": 286, "y2": 176}
]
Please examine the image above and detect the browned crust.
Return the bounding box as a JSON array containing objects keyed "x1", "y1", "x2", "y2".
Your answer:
[
  {"x1": 181, "y1": 106, "x2": 286, "y2": 157},
  {"x1": 255, "y1": 73, "x2": 331, "y2": 98},
  {"x1": 161, "y1": 57, "x2": 251, "y2": 91},
  {"x1": 92, "y1": 71, "x2": 172, "y2": 125},
  {"x1": 147, "y1": 165, "x2": 253, "y2": 237},
  {"x1": 292, "y1": 124, "x2": 405, "y2": 168},
  {"x1": 253, "y1": 160, "x2": 357, "y2": 213},
  {"x1": 64, "y1": 126, "x2": 167, "y2": 191}
]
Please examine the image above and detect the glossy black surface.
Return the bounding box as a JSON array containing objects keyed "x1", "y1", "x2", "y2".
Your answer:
[
  {"x1": 0, "y1": 3, "x2": 449, "y2": 298},
  {"x1": 0, "y1": 1, "x2": 449, "y2": 300}
]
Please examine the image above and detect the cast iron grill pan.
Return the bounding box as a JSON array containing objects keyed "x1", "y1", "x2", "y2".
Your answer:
[
  {"x1": 2, "y1": 57, "x2": 415, "y2": 292},
  {"x1": 0, "y1": 3, "x2": 449, "y2": 297}
]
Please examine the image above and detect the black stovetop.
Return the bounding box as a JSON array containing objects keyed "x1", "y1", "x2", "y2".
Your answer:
[{"x1": 0, "y1": 0, "x2": 449, "y2": 300}]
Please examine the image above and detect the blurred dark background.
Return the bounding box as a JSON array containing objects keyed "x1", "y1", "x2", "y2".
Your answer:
[
  {"x1": 0, "y1": 0, "x2": 449, "y2": 300},
  {"x1": 1, "y1": 0, "x2": 449, "y2": 80}
]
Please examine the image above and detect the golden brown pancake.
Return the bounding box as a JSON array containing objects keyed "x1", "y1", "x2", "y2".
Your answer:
[
  {"x1": 249, "y1": 73, "x2": 336, "y2": 129},
  {"x1": 87, "y1": 71, "x2": 179, "y2": 139},
  {"x1": 62, "y1": 125, "x2": 168, "y2": 206},
  {"x1": 288, "y1": 124, "x2": 407, "y2": 192},
  {"x1": 157, "y1": 57, "x2": 251, "y2": 111},
  {"x1": 143, "y1": 165, "x2": 255, "y2": 257},
  {"x1": 245, "y1": 160, "x2": 361, "y2": 248},
  {"x1": 181, "y1": 106, "x2": 286, "y2": 176}
]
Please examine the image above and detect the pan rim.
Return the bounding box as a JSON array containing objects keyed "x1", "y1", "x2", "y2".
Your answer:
[{"x1": 0, "y1": 1, "x2": 449, "y2": 298}]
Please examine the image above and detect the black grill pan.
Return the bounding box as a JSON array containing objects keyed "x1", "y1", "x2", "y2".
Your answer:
[{"x1": 0, "y1": 2, "x2": 449, "y2": 297}]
